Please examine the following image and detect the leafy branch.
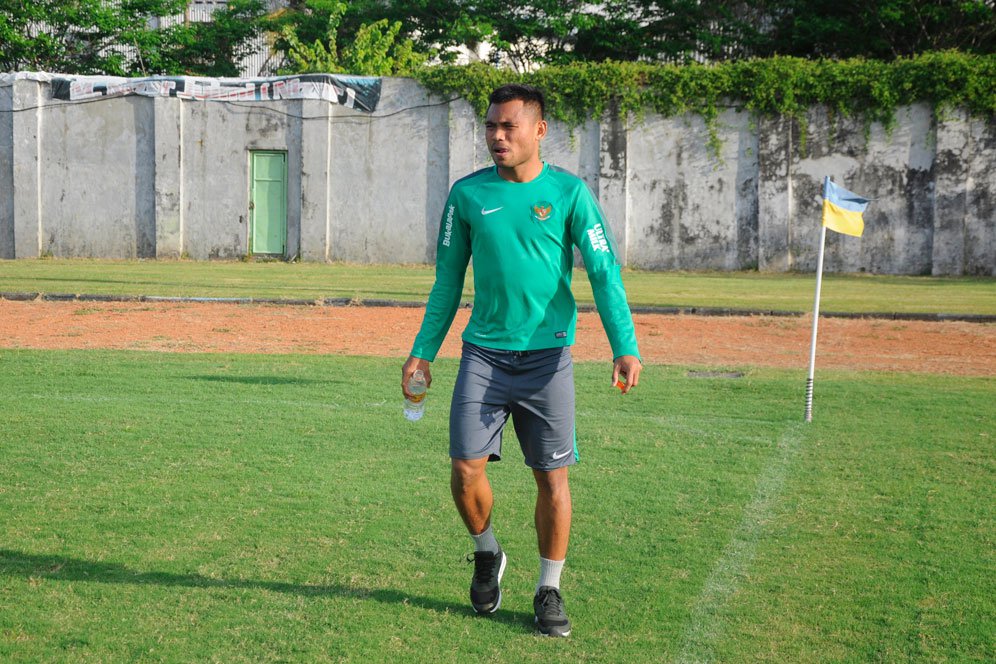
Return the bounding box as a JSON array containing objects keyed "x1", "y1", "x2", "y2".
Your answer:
[{"x1": 416, "y1": 51, "x2": 995, "y2": 158}]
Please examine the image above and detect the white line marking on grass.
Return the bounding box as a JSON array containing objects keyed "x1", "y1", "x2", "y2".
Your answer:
[{"x1": 674, "y1": 423, "x2": 805, "y2": 664}]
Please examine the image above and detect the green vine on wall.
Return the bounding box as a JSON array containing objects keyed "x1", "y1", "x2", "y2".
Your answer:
[{"x1": 415, "y1": 51, "x2": 995, "y2": 158}]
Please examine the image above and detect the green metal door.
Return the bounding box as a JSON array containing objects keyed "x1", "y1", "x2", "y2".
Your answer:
[{"x1": 250, "y1": 151, "x2": 288, "y2": 255}]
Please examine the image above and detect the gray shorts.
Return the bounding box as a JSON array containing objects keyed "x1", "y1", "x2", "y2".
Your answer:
[{"x1": 450, "y1": 342, "x2": 577, "y2": 471}]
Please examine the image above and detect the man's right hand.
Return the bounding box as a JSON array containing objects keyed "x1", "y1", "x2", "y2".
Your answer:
[{"x1": 401, "y1": 355, "x2": 432, "y2": 399}]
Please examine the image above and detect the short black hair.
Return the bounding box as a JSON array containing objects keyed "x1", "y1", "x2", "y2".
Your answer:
[{"x1": 488, "y1": 84, "x2": 545, "y2": 120}]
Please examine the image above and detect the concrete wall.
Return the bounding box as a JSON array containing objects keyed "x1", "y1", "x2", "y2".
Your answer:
[
  {"x1": 627, "y1": 107, "x2": 759, "y2": 271},
  {"x1": 0, "y1": 74, "x2": 993, "y2": 275},
  {"x1": 0, "y1": 82, "x2": 14, "y2": 258}
]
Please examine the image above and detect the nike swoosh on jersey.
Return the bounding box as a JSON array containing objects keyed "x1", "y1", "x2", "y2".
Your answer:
[{"x1": 481, "y1": 206, "x2": 503, "y2": 215}]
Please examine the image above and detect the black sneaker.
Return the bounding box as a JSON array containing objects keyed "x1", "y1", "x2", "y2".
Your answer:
[
  {"x1": 469, "y1": 548, "x2": 506, "y2": 614},
  {"x1": 534, "y1": 586, "x2": 571, "y2": 637}
]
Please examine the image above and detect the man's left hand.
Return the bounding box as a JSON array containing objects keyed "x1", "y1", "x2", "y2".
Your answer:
[{"x1": 612, "y1": 355, "x2": 642, "y2": 395}]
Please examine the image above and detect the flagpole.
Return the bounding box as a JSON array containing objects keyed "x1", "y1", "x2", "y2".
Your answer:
[{"x1": 805, "y1": 224, "x2": 828, "y2": 422}]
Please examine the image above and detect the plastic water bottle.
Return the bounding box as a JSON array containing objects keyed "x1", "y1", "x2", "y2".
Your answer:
[{"x1": 404, "y1": 369, "x2": 427, "y2": 421}]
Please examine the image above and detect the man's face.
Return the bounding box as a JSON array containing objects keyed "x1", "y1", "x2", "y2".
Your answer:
[{"x1": 485, "y1": 99, "x2": 547, "y2": 173}]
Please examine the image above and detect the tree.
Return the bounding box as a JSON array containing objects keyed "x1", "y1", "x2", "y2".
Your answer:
[
  {"x1": 351, "y1": 0, "x2": 993, "y2": 68},
  {"x1": 274, "y1": 0, "x2": 427, "y2": 75},
  {"x1": 562, "y1": 1, "x2": 763, "y2": 64},
  {"x1": 330, "y1": 1, "x2": 764, "y2": 70},
  {"x1": 750, "y1": 0, "x2": 996, "y2": 59},
  {"x1": 155, "y1": 0, "x2": 267, "y2": 77},
  {"x1": 0, "y1": 0, "x2": 185, "y2": 74},
  {"x1": 0, "y1": 0, "x2": 267, "y2": 77}
]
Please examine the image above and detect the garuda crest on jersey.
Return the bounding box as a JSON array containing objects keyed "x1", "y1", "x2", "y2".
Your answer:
[{"x1": 531, "y1": 201, "x2": 553, "y2": 222}]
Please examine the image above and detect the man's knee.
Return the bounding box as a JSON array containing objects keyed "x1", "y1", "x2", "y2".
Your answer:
[
  {"x1": 533, "y1": 466, "x2": 570, "y2": 497},
  {"x1": 451, "y1": 457, "x2": 489, "y2": 490}
]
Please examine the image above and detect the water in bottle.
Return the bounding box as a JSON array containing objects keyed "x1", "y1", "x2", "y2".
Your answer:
[{"x1": 404, "y1": 369, "x2": 427, "y2": 421}]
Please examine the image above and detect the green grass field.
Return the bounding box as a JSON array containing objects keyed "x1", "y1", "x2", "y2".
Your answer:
[
  {"x1": 1, "y1": 351, "x2": 992, "y2": 662},
  {"x1": 2, "y1": 258, "x2": 994, "y2": 314}
]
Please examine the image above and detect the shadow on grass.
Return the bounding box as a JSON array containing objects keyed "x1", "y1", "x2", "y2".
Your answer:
[{"x1": 0, "y1": 549, "x2": 533, "y2": 630}]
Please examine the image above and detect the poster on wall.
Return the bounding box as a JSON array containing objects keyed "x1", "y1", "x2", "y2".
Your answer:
[{"x1": 49, "y1": 73, "x2": 381, "y2": 112}]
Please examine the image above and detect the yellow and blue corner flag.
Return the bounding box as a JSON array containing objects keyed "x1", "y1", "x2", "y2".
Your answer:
[{"x1": 822, "y1": 176, "x2": 870, "y2": 237}]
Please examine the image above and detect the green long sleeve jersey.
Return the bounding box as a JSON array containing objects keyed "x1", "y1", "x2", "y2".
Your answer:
[{"x1": 411, "y1": 163, "x2": 640, "y2": 362}]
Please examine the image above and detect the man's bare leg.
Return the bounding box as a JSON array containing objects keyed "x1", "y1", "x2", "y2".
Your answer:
[
  {"x1": 452, "y1": 457, "x2": 505, "y2": 614},
  {"x1": 532, "y1": 466, "x2": 572, "y2": 636},
  {"x1": 451, "y1": 457, "x2": 493, "y2": 535},
  {"x1": 533, "y1": 466, "x2": 571, "y2": 560}
]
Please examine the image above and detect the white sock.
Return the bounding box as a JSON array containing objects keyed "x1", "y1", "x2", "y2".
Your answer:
[
  {"x1": 471, "y1": 525, "x2": 500, "y2": 553},
  {"x1": 537, "y1": 557, "x2": 565, "y2": 591}
]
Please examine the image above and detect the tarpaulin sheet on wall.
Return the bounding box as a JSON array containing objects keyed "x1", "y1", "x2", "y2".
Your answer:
[{"x1": 48, "y1": 73, "x2": 381, "y2": 112}]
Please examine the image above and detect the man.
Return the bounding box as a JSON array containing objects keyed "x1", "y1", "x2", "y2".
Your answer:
[{"x1": 401, "y1": 84, "x2": 641, "y2": 637}]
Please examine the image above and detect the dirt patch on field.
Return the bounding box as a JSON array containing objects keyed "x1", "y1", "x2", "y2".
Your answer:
[{"x1": 1, "y1": 299, "x2": 993, "y2": 376}]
